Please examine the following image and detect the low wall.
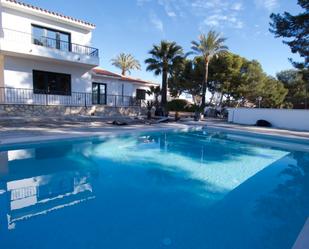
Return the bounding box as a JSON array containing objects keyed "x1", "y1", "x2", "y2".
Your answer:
[
  {"x1": 228, "y1": 108, "x2": 309, "y2": 131},
  {"x1": 0, "y1": 104, "x2": 146, "y2": 117}
]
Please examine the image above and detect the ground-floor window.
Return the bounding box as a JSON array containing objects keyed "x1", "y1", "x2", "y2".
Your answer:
[
  {"x1": 33, "y1": 70, "x2": 71, "y2": 95},
  {"x1": 136, "y1": 89, "x2": 146, "y2": 100},
  {"x1": 92, "y1": 82, "x2": 107, "y2": 105}
]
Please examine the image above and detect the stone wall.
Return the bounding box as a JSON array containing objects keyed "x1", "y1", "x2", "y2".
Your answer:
[{"x1": 0, "y1": 104, "x2": 146, "y2": 117}]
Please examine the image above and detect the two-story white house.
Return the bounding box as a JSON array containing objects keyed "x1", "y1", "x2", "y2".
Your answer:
[{"x1": 0, "y1": 0, "x2": 156, "y2": 111}]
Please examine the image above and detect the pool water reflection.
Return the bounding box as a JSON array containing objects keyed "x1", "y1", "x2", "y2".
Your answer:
[{"x1": 0, "y1": 130, "x2": 308, "y2": 249}]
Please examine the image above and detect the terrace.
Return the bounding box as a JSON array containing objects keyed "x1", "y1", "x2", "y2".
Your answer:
[{"x1": 0, "y1": 87, "x2": 143, "y2": 107}]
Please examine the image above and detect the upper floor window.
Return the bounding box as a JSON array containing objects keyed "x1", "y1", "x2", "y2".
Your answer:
[{"x1": 32, "y1": 25, "x2": 71, "y2": 52}]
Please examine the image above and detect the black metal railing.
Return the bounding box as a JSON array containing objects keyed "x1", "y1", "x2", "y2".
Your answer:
[
  {"x1": 3, "y1": 28, "x2": 99, "y2": 57},
  {"x1": 33, "y1": 36, "x2": 99, "y2": 57},
  {"x1": 0, "y1": 87, "x2": 145, "y2": 108}
]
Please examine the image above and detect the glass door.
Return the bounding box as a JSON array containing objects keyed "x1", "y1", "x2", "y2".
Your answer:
[{"x1": 92, "y1": 83, "x2": 106, "y2": 105}]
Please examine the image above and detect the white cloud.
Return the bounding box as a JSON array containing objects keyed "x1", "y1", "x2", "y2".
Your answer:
[
  {"x1": 201, "y1": 13, "x2": 244, "y2": 29},
  {"x1": 136, "y1": 0, "x2": 151, "y2": 6},
  {"x1": 167, "y1": 11, "x2": 177, "y2": 17},
  {"x1": 150, "y1": 13, "x2": 164, "y2": 32},
  {"x1": 157, "y1": 0, "x2": 187, "y2": 18},
  {"x1": 191, "y1": 0, "x2": 229, "y2": 9},
  {"x1": 255, "y1": 0, "x2": 279, "y2": 11},
  {"x1": 138, "y1": 0, "x2": 245, "y2": 30},
  {"x1": 231, "y1": 2, "x2": 243, "y2": 11}
]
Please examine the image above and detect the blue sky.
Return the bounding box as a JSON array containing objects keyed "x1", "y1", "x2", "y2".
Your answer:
[{"x1": 26, "y1": 0, "x2": 301, "y2": 82}]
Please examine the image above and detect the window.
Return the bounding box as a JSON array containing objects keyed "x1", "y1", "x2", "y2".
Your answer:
[
  {"x1": 136, "y1": 89, "x2": 146, "y2": 100},
  {"x1": 32, "y1": 25, "x2": 71, "y2": 52},
  {"x1": 33, "y1": 70, "x2": 71, "y2": 95}
]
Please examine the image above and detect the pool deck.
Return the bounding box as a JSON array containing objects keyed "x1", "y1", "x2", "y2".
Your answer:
[{"x1": 1, "y1": 117, "x2": 309, "y2": 147}]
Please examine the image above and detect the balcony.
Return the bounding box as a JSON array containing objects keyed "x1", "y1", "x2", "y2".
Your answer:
[
  {"x1": 0, "y1": 28, "x2": 99, "y2": 66},
  {"x1": 32, "y1": 35, "x2": 99, "y2": 57}
]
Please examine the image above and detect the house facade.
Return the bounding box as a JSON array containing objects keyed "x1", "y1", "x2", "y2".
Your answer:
[
  {"x1": 0, "y1": 0, "x2": 156, "y2": 110},
  {"x1": 92, "y1": 68, "x2": 156, "y2": 107}
]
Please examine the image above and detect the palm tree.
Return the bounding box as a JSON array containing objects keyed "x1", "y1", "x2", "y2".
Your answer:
[
  {"x1": 111, "y1": 53, "x2": 141, "y2": 76},
  {"x1": 191, "y1": 31, "x2": 228, "y2": 107},
  {"x1": 146, "y1": 85, "x2": 161, "y2": 105},
  {"x1": 145, "y1": 41, "x2": 184, "y2": 111}
]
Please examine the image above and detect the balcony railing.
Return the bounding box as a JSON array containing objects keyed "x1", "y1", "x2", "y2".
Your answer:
[
  {"x1": 33, "y1": 36, "x2": 99, "y2": 57},
  {"x1": 1, "y1": 28, "x2": 99, "y2": 57},
  {"x1": 0, "y1": 87, "x2": 145, "y2": 108}
]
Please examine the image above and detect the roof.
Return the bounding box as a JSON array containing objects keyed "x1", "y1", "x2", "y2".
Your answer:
[
  {"x1": 93, "y1": 69, "x2": 121, "y2": 78},
  {"x1": 92, "y1": 68, "x2": 158, "y2": 86},
  {"x1": 2, "y1": 0, "x2": 96, "y2": 29}
]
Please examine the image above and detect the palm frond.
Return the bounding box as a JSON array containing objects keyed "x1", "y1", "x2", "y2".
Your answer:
[
  {"x1": 145, "y1": 40, "x2": 185, "y2": 76},
  {"x1": 111, "y1": 53, "x2": 141, "y2": 75},
  {"x1": 191, "y1": 30, "x2": 228, "y2": 61}
]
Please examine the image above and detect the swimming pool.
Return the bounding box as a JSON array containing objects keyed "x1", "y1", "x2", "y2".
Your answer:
[{"x1": 0, "y1": 129, "x2": 308, "y2": 249}]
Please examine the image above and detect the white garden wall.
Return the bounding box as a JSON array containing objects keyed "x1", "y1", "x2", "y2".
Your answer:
[{"x1": 228, "y1": 108, "x2": 309, "y2": 131}]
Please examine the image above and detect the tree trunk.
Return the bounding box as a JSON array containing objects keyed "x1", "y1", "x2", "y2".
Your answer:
[
  {"x1": 226, "y1": 94, "x2": 231, "y2": 106},
  {"x1": 209, "y1": 92, "x2": 215, "y2": 105},
  {"x1": 202, "y1": 60, "x2": 209, "y2": 108},
  {"x1": 305, "y1": 82, "x2": 308, "y2": 109},
  {"x1": 122, "y1": 68, "x2": 126, "y2": 76},
  {"x1": 161, "y1": 67, "x2": 168, "y2": 113},
  {"x1": 219, "y1": 93, "x2": 224, "y2": 106}
]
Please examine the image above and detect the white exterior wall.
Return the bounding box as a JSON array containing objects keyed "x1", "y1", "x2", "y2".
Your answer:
[
  {"x1": 4, "y1": 56, "x2": 91, "y2": 92},
  {"x1": 1, "y1": 7, "x2": 92, "y2": 46},
  {"x1": 92, "y1": 75, "x2": 154, "y2": 99},
  {"x1": 92, "y1": 76, "x2": 133, "y2": 96},
  {"x1": 0, "y1": 3, "x2": 99, "y2": 66},
  {"x1": 0, "y1": 54, "x2": 4, "y2": 87},
  {"x1": 228, "y1": 108, "x2": 309, "y2": 131}
]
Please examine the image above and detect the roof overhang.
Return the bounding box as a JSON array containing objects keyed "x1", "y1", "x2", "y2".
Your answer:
[
  {"x1": 1, "y1": 0, "x2": 96, "y2": 31},
  {"x1": 92, "y1": 69, "x2": 159, "y2": 87}
]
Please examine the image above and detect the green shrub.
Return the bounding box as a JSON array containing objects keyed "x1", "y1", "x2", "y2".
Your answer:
[{"x1": 167, "y1": 99, "x2": 194, "y2": 112}]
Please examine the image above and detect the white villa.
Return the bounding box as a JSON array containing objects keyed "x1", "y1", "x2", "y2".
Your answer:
[{"x1": 0, "y1": 0, "x2": 156, "y2": 109}]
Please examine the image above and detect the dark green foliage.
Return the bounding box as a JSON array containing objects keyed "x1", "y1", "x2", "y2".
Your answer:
[
  {"x1": 167, "y1": 99, "x2": 194, "y2": 112},
  {"x1": 169, "y1": 52, "x2": 288, "y2": 108},
  {"x1": 277, "y1": 69, "x2": 309, "y2": 108},
  {"x1": 270, "y1": 0, "x2": 309, "y2": 69},
  {"x1": 209, "y1": 53, "x2": 288, "y2": 108},
  {"x1": 168, "y1": 58, "x2": 204, "y2": 102}
]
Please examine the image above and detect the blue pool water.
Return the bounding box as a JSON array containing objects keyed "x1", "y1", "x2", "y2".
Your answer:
[{"x1": 0, "y1": 130, "x2": 308, "y2": 249}]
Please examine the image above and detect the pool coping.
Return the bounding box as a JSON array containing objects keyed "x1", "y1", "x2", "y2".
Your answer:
[
  {"x1": 204, "y1": 124, "x2": 309, "y2": 144},
  {"x1": 0, "y1": 123, "x2": 201, "y2": 148}
]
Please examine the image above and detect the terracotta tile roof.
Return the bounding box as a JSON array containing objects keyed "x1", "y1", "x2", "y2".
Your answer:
[
  {"x1": 93, "y1": 68, "x2": 157, "y2": 85},
  {"x1": 93, "y1": 68, "x2": 122, "y2": 78},
  {"x1": 3, "y1": 0, "x2": 96, "y2": 28}
]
